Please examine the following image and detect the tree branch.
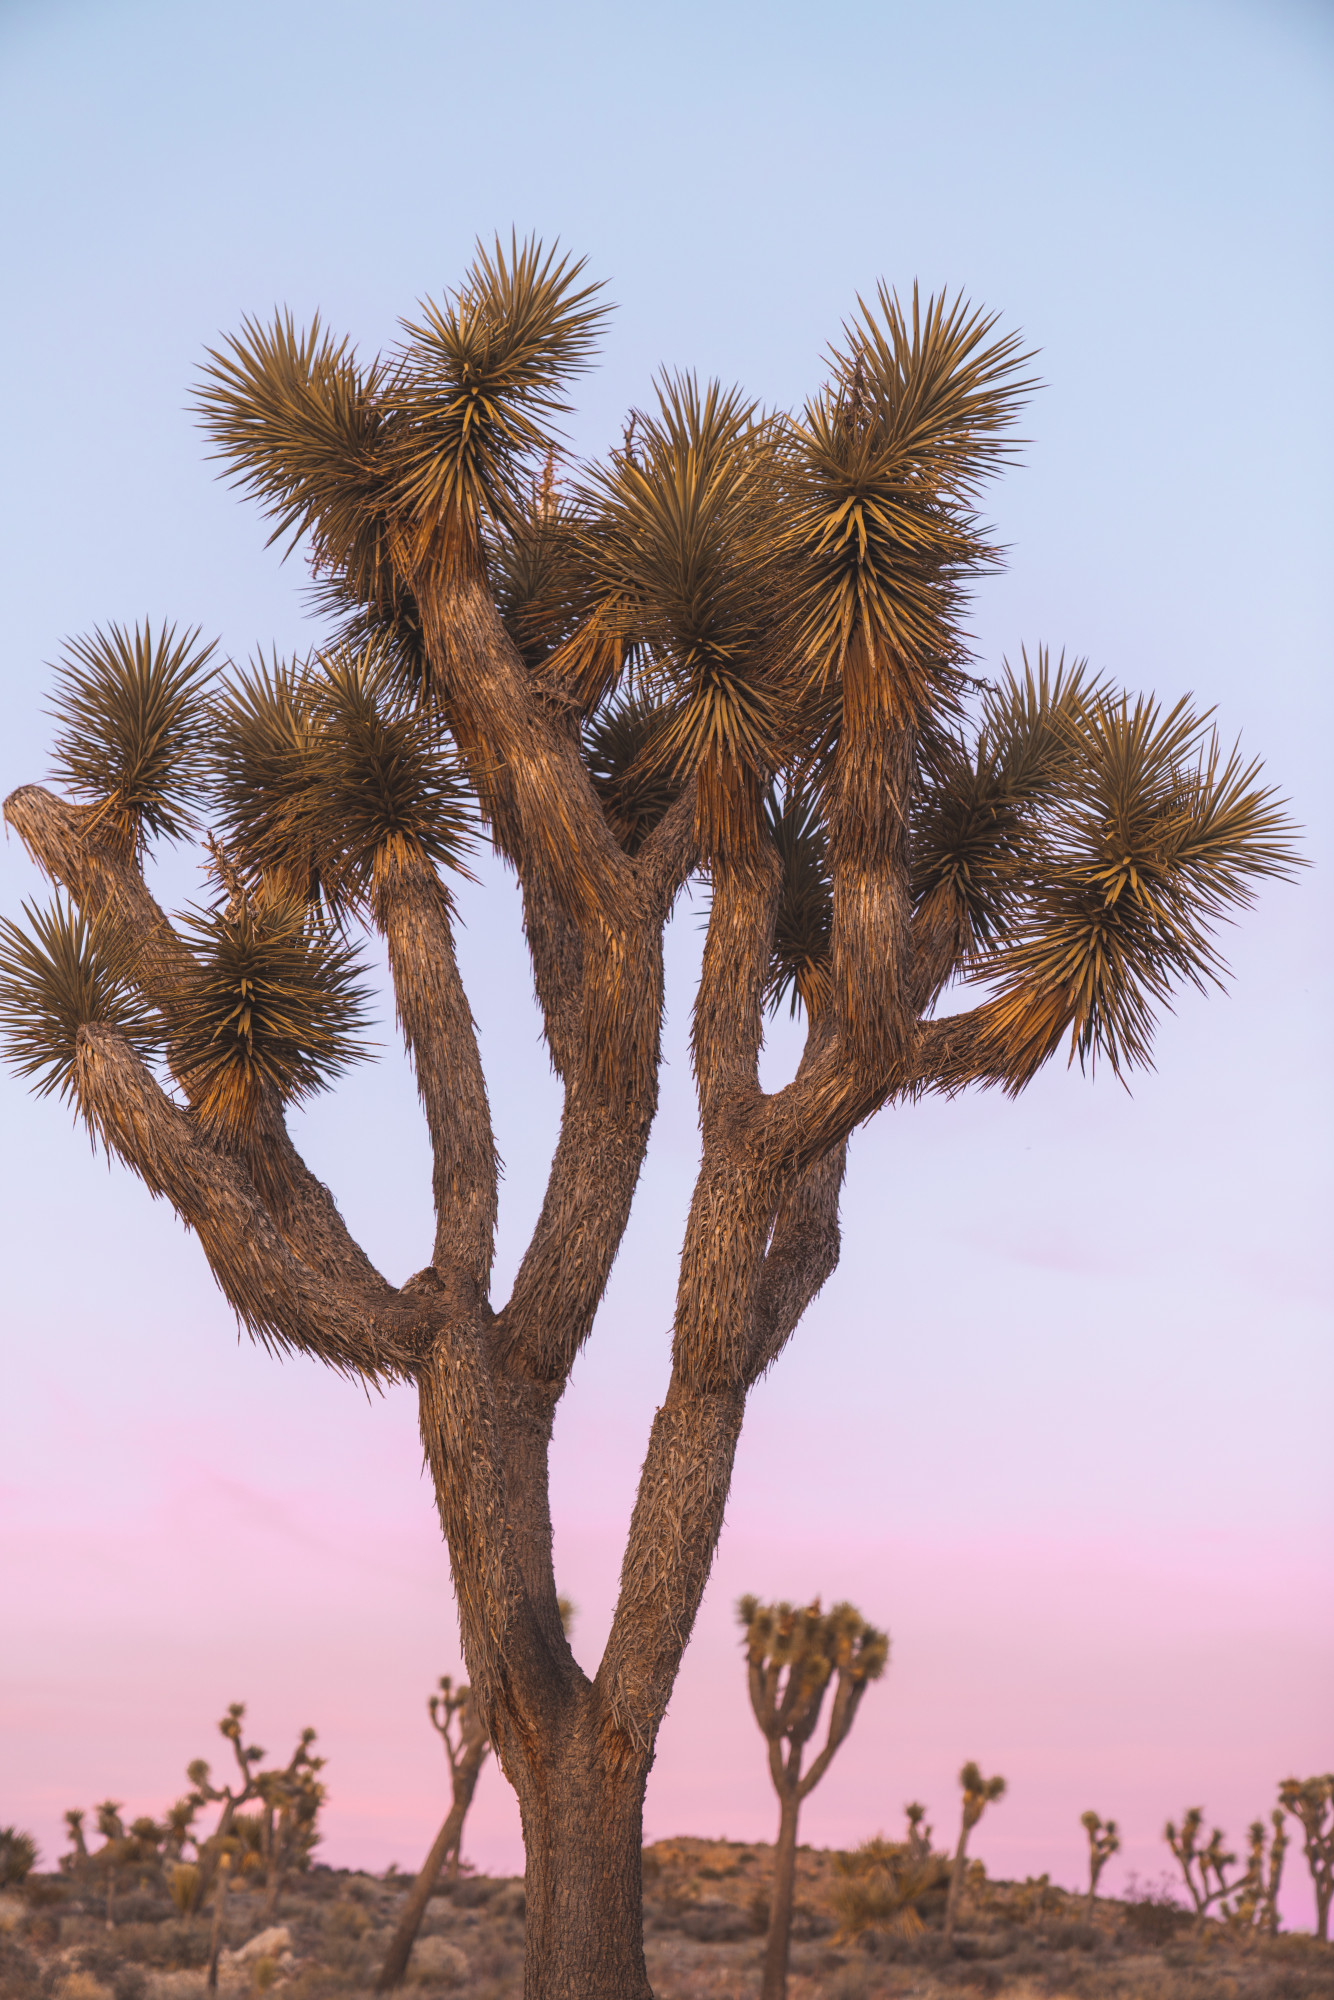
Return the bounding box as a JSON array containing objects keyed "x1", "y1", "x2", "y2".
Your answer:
[
  {"x1": 743, "y1": 1142, "x2": 846, "y2": 1385},
  {"x1": 5, "y1": 783, "x2": 383, "y2": 1297},
  {"x1": 597, "y1": 1375, "x2": 746, "y2": 1770},
  {"x1": 72, "y1": 1023, "x2": 423, "y2": 1379},
  {"x1": 376, "y1": 852, "x2": 498, "y2": 1305}
]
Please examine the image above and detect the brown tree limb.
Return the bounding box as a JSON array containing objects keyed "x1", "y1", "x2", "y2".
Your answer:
[
  {"x1": 71, "y1": 1023, "x2": 422, "y2": 1378},
  {"x1": 743, "y1": 1142, "x2": 847, "y2": 1384},
  {"x1": 597, "y1": 1376, "x2": 746, "y2": 1768},
  {"x1": 4, "y1": 783, "x2": 384, "y2": 1297},
  {"x1": 376, "y1": 851, "x2": 498, "y2": 1303}
]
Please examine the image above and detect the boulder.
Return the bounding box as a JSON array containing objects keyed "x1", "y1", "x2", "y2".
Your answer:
[
  {"x1": 231, "y1": 1929, "x2": 292, "y2": 1964},
  {"x1": 408, "y1": 1934, "x2": 470, "y2": 1987}
]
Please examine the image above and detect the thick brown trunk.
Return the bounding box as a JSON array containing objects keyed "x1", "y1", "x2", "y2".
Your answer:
[
  {"x1": 761, "y1": 1791, "x2": 801, "y2": 2000},
  {"x1": 503, "y1": 1708, "x2": 651, "y2": 2000}
]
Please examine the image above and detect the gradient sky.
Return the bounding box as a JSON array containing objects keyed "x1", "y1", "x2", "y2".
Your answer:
[{"x1": 1, "y1": 0, "x2": 1331, "y2": 1931}]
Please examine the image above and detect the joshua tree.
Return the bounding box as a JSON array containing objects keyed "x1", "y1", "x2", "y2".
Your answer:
[
  {"x1": 375, "y1": 1675, "x2": 493, "y2": 1990},
  {"x1": 944, "y1": 1762, "x2": 1006, "y2": 1945},
  {"x1": 185, "y1": 1705, "x2": 267, "y2": 1915},
  {"x1": 255, "y1": 1730, "x2": 326, "y2": 1921},
  {"x1": 1165, "y1": 1807, "x2": 1239, "y2": 1927},
  {"x1": 1230, "y1": 1811, "x2": 1288, "y2": 1935},
  {"x1": 1081, "y1": 1810, "x2": 1120, "y2": 1919},
  {"x1": 1279, "y1": 1775, "x2": 1334, "y2": 1941},
  {"x1": 739, "y1": 1596, "x2": 888, "y2": 2000},
  {"x1": 0, "y1": 235, "x2": 1298, "y2": 1999}
]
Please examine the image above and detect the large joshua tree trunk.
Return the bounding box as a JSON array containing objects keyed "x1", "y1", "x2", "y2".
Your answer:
[{"x1": 508, "y1": 1715, "x2": 653, "y2": 2000}]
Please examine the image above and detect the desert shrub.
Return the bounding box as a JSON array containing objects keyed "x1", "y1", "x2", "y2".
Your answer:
[
  {"x1": 1049, "y1": 1918, "x2": 1101, "y2": 1951},
  {"x1": 0, "y1": 1936, "x2": 41, "y2": 2000},
  {"x1": 451, "y1": 1877, "x2": 495, "y2": 1910},
  {"x1": 0, "y1": 1837, "x2": 37, "y2": 1893},
  {"x1": 832, "y1": 1835, "x2": 949, "y2": 1940},
  {"x1": 326, "y1": 1901, "x2": 372, "y2": 1940},
  {"x1": 1122, "y1": 1880, "x2": 1189, "y2": 1945}
]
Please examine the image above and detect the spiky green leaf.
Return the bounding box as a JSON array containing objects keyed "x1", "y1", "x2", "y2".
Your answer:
[
  {"x1": 0, "y1": 897, "x2": 158, "y2": 1106},
  {"x1": 49, "y1": 622, "x2": 217, "y2": 847}
]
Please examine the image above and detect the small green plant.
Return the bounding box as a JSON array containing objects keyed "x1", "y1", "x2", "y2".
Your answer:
[
  {"x1": 1081, "y1": 1810, "x2": 1120, "y2": 1919},
  {"x1": 1164, "y1": 1807, "x2": 1239, "y2": 1927},
  {"x1": 944, "y1": 1761, "x2": 1006, "y2": 1946},
  {"x1": 738, "y1": 1596, "x2": 889, "y2": 2000},
  {"x1": 0, "y1": 1829, "x2": 38, "y2": 1888}
]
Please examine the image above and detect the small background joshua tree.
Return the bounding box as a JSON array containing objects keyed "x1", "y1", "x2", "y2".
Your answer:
[
  {"x1": 1279, "y1": 1775, "x2": 1334, "y2": 1942},
  {"x1": 1164, "y1": 1807, "x2": 1239, "y2": 1929},
  {"x1": 738, "y1": 1596, "x2": 888, "y2": 2000},
  {"x1": 375, "y1": 1611, "x2": 572, "y2": 1997},
  {"x1": 944, "y1": 1761, "x2": 1006, "y2": 1946},
  {"x1": 1082, "y1": 1811, "x2": 1120, "y2": 1920},
  {"x1": 374, "y1": 1677, "x2": 492, "y2": 1992},
  {"x1": 1230, "y1": 1811, "x2": 1288, "y2": 1936}
]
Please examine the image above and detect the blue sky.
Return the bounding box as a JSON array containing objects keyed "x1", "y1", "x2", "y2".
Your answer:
[{"x1": 1, "y1": 0, "x2": 1330, "y2": 1913}]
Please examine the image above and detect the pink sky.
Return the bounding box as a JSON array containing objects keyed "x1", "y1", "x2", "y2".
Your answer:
[{"x1": 1, "y1": 0, "x2": 1331, "y2": 1945}]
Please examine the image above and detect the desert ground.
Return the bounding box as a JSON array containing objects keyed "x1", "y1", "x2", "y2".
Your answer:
[{"x1": 3, "y1": 1837, "x2": 1331, "y2": 2000}]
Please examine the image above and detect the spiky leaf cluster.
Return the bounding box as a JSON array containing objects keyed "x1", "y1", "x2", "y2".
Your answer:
[
  {"x1": 48, "y1": 622, "x2": 217, "y2": 850},
  {"x1": 583, "y1": 694, "x2": 683, "y2": 854},
  {"x1": 738, "y1": 1594, "x2": 889, "y2": 1700},
  {"x1": 168, "y1": 888, "x2": 370, "y2": 1138},
  {"x1": 764, "y1": 787, "x2": 833, "y2": 1018},
  {"x1": 912, "y1": 653, "x2": 1094, "y2": 965},
  {"x1": 209, "y1": 638, "x2": 474, "y2": 918},
  {"x1": 981, "y1": 690, "x2": 1297, "y2": 1081},
  {"x1": 0, "y1": 898, "x2": 158, "y2": 1107},
  {"x1": 779, "y1": 287, "x2": 1036, "y2": 734},
  {"x1": 576, "y1": 377, "x2": 790, "y2": 849},
  {"x1": 198, "y1": 312, "x2": 401, "y2": 603},
  {"x1": 392, "y1": 236, "x2": 609, "y2": 572},
  {"x1": 197, "y1": 236, "x2": 608, "y2": 606}
]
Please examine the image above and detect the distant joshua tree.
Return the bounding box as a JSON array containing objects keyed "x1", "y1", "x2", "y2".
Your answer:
[
  {"x1": 1231, "y1": 1811, "x2": 1288, "y2": 1936},
  {"x1": 1164, "y1": 1807, "x2": 1239, "y2": 1928},
  {"x1": 944, "y1": 1761, "x2": 1006, "y2": 1945},
  {"x1": 0, "y1": 231, "x2": 1298, "y2": 1998},
  {"x1": 1279, "y1": 1775, "x2": 1334, "y2": 1941},
  {"x1": 1081, "y1": 1810, "x2": 1119, "y2": 1919},
  {"x1": 738, "y1": 1596, "x2": 888, "y2": 2000},
  {"x1": 375, "y1": 1676, "x2": 491, "y2": 1990}
]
